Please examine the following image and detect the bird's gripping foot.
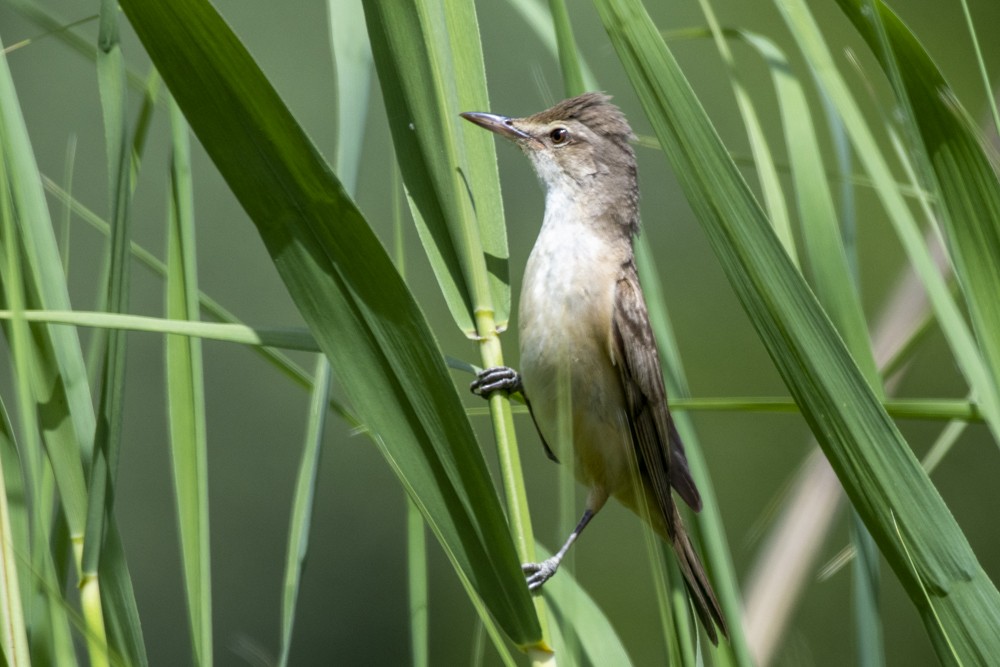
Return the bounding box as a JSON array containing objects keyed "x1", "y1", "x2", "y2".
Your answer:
[
  {"x1": 470, "y1": 366, "x2": 523, "y2": 398},
  {"x1": 522, "y1": 557, "x2": 562, "y2": 593}
]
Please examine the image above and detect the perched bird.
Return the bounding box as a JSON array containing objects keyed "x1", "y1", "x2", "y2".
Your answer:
[{"x1": 461, "y1": 93, "x2": 727, "y2": 643}]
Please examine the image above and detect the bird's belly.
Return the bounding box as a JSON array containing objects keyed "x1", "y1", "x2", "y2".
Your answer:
[
  {"x1": 518, "y1": 235, "x2": 633, "y2": 497},
  {"x1": 522, "y1": 347, "x2": 634, "y2": 498}
]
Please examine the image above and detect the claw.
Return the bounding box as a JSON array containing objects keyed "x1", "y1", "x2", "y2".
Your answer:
[
  {"x1": 522, "y1": 556, "x2": 561, "y2": 593},
  {"x1": 470, "y1": 366, "x2": 522, "y2": 398}
]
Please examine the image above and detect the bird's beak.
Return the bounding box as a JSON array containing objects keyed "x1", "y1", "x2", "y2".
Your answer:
[{"x1": 460, "y1": 111, "x2": 534, "y2": 144}]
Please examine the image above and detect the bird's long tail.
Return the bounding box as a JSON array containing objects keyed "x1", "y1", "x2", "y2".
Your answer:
[{"x1": 670, "y1": 504, "x2": 728, "y2": 645}]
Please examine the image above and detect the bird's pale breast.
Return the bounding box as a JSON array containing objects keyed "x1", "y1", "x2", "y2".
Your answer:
[{"x1": 518, "y1": 210, "x2": 635, "y2": 500}]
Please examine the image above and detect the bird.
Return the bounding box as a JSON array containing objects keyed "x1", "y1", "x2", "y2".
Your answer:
[{"x1": 460, "y1": 92, "x2": 727, "y2": 643}]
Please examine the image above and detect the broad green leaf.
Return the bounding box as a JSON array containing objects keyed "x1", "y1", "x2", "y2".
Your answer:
[
  {"x1": 719, "y1": 27, "x2": 884, "y2": 661},
  {"x1": 592, "y1": 0, "x2": 1000, "y2": 662},
  {"x1": 361, "y1": 0, "x2": 510, "y2": 336},
  {"x1": 118, "y1": 0, "x2": 540, "y2": 647},
  {"x1": 360, "y1": 2, "x2": 546, "y2": 650}
]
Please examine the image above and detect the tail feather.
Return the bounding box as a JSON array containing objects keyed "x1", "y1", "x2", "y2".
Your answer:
[{"x1": 670, "y1": 504, "x2": 728, "y2": 644}]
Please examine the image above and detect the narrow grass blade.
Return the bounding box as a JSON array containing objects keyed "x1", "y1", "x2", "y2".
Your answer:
[
  {"x1": 406, "y1": 497, "x2": 429, "y2": 667},
  {"x1": 0, "y1": 150, "x2": 31, "y2": 667},
  {"x1": 593, "y1": 0, "x2": 1000, "y2": 661},
  {"x1": 504, "y1": 0, "x2": 599, "y2": 91},
  {"x1": 390, "y1": 161, "x2": 430, "y2": 667},
  {"x1": 538, "y1": 545, "x2": 634, "y2": 667},
  {"x1": 59, "y1": 135, "x2": 76, "y2": 273},
  {"x1": 118, "y1": 0, "x2": 540, "y2": 647},
  {"x1": 81, "y1": 6, "x2": 136, "y2": 663},
  {"x1": 732, "y1": 29, "x2": 877, "y2": 383},
  {"x1": 958, "y1": 0, "x2": 1000, "y2": 136},
  {"x1": 636, "y1": 242, "x2": 752, "y2": 666},
  {"x1": 328, "y1": 0, "x2": 372, "y2": 196},
  {"x1": 546, "y1": 0, "x2": 585, "y2": 96},
  {"x1": 278, "y1": 358, "x2": 331, "y2": 667},
  {"x1": 685, "y1": 16, "x2": 796, "y2": 262},
  {"x1": 361, "y1": 0, "x2": 510, "y2": 335},
  {"x1": 0, "y1": 424, "x2": 29, "y2": 667},
  {"x1": 29, "y1": 476, "x2": 78, "y2": 666},
  {"x1": 851, "y1": 513, "x2": 885, "y2": 666},
  {"x1": 0, "y1": 310, "x2": 320, "y2": 351},
  {"x1": 2, "y1": 24, "x2": 147, "y2": 667},
  {"x1": 166, "y1": 99, "x2": 213, "y2": 667}
]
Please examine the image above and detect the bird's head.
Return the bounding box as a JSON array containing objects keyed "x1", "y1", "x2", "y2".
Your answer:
[{"x1": 461, "y1": 93, "x2": 637, "y2": 206}]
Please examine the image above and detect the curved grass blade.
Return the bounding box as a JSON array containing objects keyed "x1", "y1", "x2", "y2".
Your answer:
[
  {"x1": 834, "y1": 0, "x2": 1000, "y2": 441},
  {"x1": 0, "y1": 22, "x2": 92, "y2": 547},
  {"x1": 592, "y1": 0, "x2": 1000, "y2": 661},
  {"x1": 683, "y1": 15, "x2": 796, "y2": 263},
  {"x1": 118, "y1": 0, "x2": 540, "y2": 647},
  {"x1": 771, "y1": 0, "x2": 1000, "y2": 442}
]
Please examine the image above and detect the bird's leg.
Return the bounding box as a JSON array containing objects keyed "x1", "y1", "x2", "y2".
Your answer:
[
  {"x1": 471, "y1": 366, "x2": 560, "y2": 462},
  {"x1": 523, "y1": 508, "x2": 596, "y2": 592},
  {"x1": 470, "y1": 366, "x2": 523, "y2": 398}
]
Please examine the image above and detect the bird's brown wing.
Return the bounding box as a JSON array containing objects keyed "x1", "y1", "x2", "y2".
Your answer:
[
  {"x1": 611, "y1": 260, "x2": 728, "y2": 642},
  {"x1": 610, "y1": 261, "x2": 700, "y2": 512}
]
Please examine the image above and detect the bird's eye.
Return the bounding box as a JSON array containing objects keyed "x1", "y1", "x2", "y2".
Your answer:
[{"x1": 549, "y1": 127, "x2": 569, "y2": 145}]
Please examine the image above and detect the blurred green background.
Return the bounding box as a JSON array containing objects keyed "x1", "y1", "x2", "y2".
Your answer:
[{"x1": 2, "y1": 0, "x2": 1000, "y2": 664}]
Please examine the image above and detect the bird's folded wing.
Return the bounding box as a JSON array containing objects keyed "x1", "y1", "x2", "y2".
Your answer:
[{"x1": 610, "y1": 261, "x2": 702, "y2": 516}]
